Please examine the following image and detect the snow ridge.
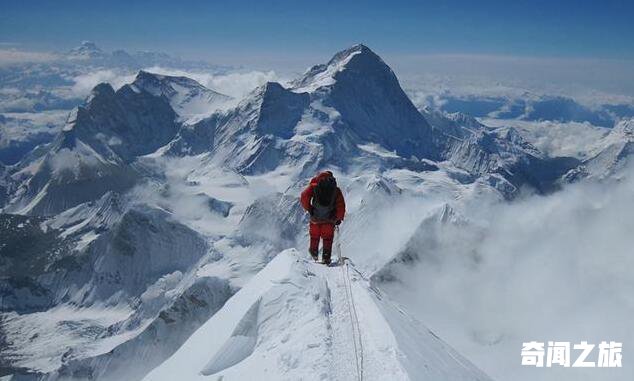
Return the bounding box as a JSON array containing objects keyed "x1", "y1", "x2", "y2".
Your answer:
[
  {"x1": 131, "y1": 71, "x2": 233, "y2": 121},
  {"x1": 143, "y1": 249, "x2": 492, "y2": 381},
  {"x1": 341, "y1": 260, "x2": 364, "y2": 381}
]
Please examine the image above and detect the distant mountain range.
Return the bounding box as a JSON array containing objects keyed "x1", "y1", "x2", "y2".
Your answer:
[
  {"x1": 417, "y1": 92, "x2": 634, "y2": 128},
  {"x1": 63, "y1": 41, "x2": 224, "y2": 70},
  {"x1": 1, "y1": 44, "x2": 632, "y2": 381}
]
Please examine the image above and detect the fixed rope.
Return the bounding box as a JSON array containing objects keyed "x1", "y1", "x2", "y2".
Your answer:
[{"x1": 335, "y1": 226, "x2": 364, "y2": 381}]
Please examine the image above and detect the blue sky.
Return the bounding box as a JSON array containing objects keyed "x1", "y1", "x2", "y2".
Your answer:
[
  {"x1": 1, "y1": 0, "x2": 633, "y2": 62},
  {"x1": 2, "y1": 0, "x2": 633, "y2": 98}
]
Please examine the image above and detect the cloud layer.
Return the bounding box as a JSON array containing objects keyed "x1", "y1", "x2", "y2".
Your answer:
[
  {"x1": 380, "y1": 165, "x2": 634, "y2": 381},
  {"x1": 394, "y1": 54, "x2": 634, "y2": 108},
  {"x1": 71, "y1": 70, "x2": 136, "y2": 97},
  {"x1": 140, "y1": 66, "x2": 280, "y2": 99},
  {"x1": 68, "y1": 66, "x2": 281, "y2": 101},
  {"x1": 481, "y1": 118, "x2": 609, "y2": 159},
  {"x1": 0, "y1": 48, "x2": 57, "y2": 66}
]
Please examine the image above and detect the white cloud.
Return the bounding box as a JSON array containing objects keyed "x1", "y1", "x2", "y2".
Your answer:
[
  {"x1": 49, "y1": 147, "x2": 101, "y2": 176},
  {"x1": 141, "y1": 66, "x2": 280, "y2": 99},
  {"x1": 0, "y1": 110, "x2": 67, "y2": 146},
  {"x1": 70, "y1": 70, "x2": 136, "y2": 97},
  {"x1": 481, "y1": 118, "x2": 610, "y2": 159},
  {"x1": 0, "y1": 49, "x2": 57, "y2": 66},
  {"x1": 0, "y1": 87, "x2": 21, "y2": 95},
  {"x1": 394, "y1": 54, "x2": 634, "y2": 108},
  {"x1": 67, "y1": 66, "x2": 283, "y2": 105},
  {"x1": 380, "y1": 164, "x2": 634, "y2": 381}
]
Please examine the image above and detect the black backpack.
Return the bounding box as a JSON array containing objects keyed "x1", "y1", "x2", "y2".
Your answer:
[{"x1": 313, "y1": 176, "x2": 337, "y2": 207}]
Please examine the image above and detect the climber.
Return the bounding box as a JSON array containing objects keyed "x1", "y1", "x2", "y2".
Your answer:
[{"x1": 300, "y1": 171, "x2": 346, "y2": 264}]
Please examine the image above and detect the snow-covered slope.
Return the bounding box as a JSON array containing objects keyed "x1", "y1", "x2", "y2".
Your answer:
[
  {"x1": 200, "y1": 81, "x2": 312, "y2": 173},
  {"x1": 65, "y1": 82, "x2": 179, "y2": 163},
  {"x1": 3, "y1": 79, "x2": 180, "y2": 215},
  {"x1": 0, "y1": 195, "x2": 222, "y2": 376},
  {"x1": 143, "y1": 249, "x2": 491, "y2": 381},
  {"x1": 444, "y1": 125, "x2": 580, "y2": 194},
  {"x1": 131, "y1": 71, "x2": 233, "y2": 122},
  {"x1": 582, "y1": 118, "x2": 634, "y2": 177},
  {"x1": 4, "y1": 134, "x2": 138, "y2": 216},
  {"x1": 166, "y1": 44, "x2": 441, "y2": 175},
  {"x1": 292, "y1": 44, "x2": 437, "y2": 159},
  {"x1": 421, "y1": 109, "x2": 581, "y2": 194},
  {"x1": 168, "y1": 44, "x2": 577, "y2": 193}
]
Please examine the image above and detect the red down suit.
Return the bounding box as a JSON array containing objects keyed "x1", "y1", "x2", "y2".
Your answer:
[{"x1": 300, "y1": 171, "x2": 346, "y2": 258}]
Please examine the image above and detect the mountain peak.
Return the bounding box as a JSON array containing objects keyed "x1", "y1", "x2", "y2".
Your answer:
[
  {"x1": 256, "y1": 81, "x2": 287, "y2": 97},
  {"x1": 131, "y1": 70, "x2": 233, "y2": 121},
  {"x1": 291, "y1": 44, "x2": 436, "y2": 158},
  {"x1": 135, "y1": 69, "x2": 158, "y2": 80},
  {"x1": 79, "y1": 40, "x2": 99, "y2": 50},
  {"x1": 84, "y1": 83, "x2": 116, "y2": 104},
  {"x1": 328, "y1": 43, "x2": 376, "y2": 65},
  {"x1": 92, "y1": 82, "x2": 115, "y2": 95},
  {"x1": 132, "y1": 70, "x2": 206, "y2": 92},
  {"x1": 242, "y1": 81, "x2": 297, "y2": 107},
  {"x1": 131, "y1": 70, "x2": 199, "y2": 98},
  {"x1": 68, "y1": 41, "x2": 105, "y2": 60},
  {"x1": 292, "y1": 44, "x2": 387, "y2": 92},
  {"x1": 133, "y1": 70, "x2": 163, "y2": 89}
]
